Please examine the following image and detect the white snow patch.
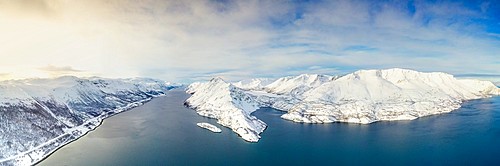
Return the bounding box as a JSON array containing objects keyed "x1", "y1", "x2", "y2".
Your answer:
[{"x1": 197, "y1": 123, "x2": 222, "y2": 133}]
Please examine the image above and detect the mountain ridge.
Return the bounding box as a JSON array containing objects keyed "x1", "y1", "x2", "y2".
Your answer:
[
  {"x1": 185, "y1": 68, "x2": 500, "y2": 142},
  {"x1": 0, "y1": 76, "x2": 178, "y2": 165}
]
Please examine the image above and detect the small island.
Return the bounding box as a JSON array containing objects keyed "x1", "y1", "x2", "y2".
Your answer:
[{"x1": 196, "y1": 123, "x2": 222, "y2": 133}]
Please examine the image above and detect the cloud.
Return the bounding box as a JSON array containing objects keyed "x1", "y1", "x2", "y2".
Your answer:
[
  {"x1": 0, "y1": 0, "x2": 57, "y2": 17},
  {"x1": 0, "y1": 0, "x2": 498, "y2": 83},
  {"x1": 38, "y1": 65, "x2": 82, "y2": 72},
  {"x1": 38, "y1": 65, "x2": 83, "y2": 77},
  {"x1": 0, "y1": 72, "x2": 9, "y2": 77},
  {"x1": 289, "y1": 0, "x2": 500, "y2": 74}
]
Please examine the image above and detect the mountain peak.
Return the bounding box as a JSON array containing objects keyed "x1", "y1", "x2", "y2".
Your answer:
[{"x1": 209, "y1": 77, "x2": 226, "y2": 83}]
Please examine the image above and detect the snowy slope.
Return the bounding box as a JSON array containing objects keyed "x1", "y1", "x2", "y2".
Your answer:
[
  {"x1": 262, "y1": 74, "x2": 336, "y2": 97},
  {"x1": 185, "y1": 68, "x2": 500, "y2": 142},
  {"x1": 0, "y1": 76, "x2": 177, "y2": 166},
  {"x1": 185, "y1": 78, "x2": 265, "y2": 142},
  {"x1": 232, "y1": 78, "x2": 276, "y2": 91},
  {"x1": 283, "y1": 69, "x2": 500, "y2": 123}
]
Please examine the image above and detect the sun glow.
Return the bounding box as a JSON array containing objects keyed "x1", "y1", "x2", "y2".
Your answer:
[{"x1": 0, "y1": 0, "x2": 498, "y2": 82}]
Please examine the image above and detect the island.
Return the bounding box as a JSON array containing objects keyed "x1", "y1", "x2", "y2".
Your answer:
[{"x1": 197, "y1": 123, "x2": 222, "y2": 133}]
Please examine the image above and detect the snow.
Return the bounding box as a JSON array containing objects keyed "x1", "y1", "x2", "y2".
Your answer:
[
  {"x1": 284, "y1": 69, "x2": 500, "y2": 123},
  {"x1": 0, "y1": 76, "x2": 178, "y2": 166},
  {"x1": 262, "y1": 74, "x2": 336, "y2": 96},
  {"x1": 197, "y1": 123, "x2": 222, "y2": 133},
  {"x1": 185, "y1": 78, "x2": 266, "y2": 142},
  {"x1": 185, "y1": 68, "x2": 500, "y2": 142},
  {"x1": 232, "y1": 78, "x2": 276, "y2": 90},
  {"x1": 244, "y1": 90, "x2": 283, "y2": 98}
]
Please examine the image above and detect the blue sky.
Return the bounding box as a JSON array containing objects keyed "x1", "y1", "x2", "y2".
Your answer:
[{"x1": 0, "y1": 0, "x2": 499, "y2": 82}]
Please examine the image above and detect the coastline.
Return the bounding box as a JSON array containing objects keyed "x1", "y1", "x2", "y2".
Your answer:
[
  {"x1": 27, "y1": 92, "x2": 500, "y2": 165},
  {"x1": 32, "y1": 120, "x2": 104, "y2": 166},
  {"x1": 1, "y1": 96, "x2": 160, "y2": 166}
]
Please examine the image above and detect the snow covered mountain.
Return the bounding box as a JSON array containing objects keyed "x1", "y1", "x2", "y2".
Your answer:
[
  {"x1": 283, "y1": 69, "x2": 500, "y2": 123},
  {"x1": 262, "y1": 74, "x2": 337, "y2": 96},
  {"x1": 185, "y1": 78, "x2": 266, "y2": 142},
  {"x1": 0, "y1": 76, "x2": 178, "y2": 166},
  {"x1": 232, "y1": 78, "x2": 276, "y2": 91},
  {"x1": 185, "y1": 74, "x2": 336, "y2": 142},
  {"x1": 185, "y1": 68, "x2": 500, "y2": 142}
]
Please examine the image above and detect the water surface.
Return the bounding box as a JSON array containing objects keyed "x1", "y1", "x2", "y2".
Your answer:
[{"x1": 39, "y1": 90, "x2": 500, "y2": 165}]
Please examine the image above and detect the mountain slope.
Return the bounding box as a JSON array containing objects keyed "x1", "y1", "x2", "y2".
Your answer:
[
  {"x1": 232, "y1": 78, "x2": 276, "y2": 91},
  {"x1": 0, "y1": 76, "x2": 177, "y2": 166},
  {"x1": 185, "y1": 68, "x2": 500, "y2": 142},
  {"x1": 262, "y1": 74, "x2": 336, "y2": 97},
  {"x1": 185, "y1": 78, "x2": 265, "y2": 142},
  {"x1": 283, "y1": 69, "x2": 500, "y2": 123}
]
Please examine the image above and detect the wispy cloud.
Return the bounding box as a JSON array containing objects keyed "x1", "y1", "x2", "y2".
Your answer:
[
  {"x1": 0, "y1": 73, "x2": 9, "y2": 77},
  {"x1": 38, "y1": 65, "x2": 84, "y2": 78},
  {"x1": 38, "y1": 65, "x2": 81, "y2": 72},
  {"x1": 0, "y1": 0, "x2": 498, "y2": 82}
]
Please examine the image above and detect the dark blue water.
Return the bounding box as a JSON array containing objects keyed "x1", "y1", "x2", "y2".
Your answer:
[{"x1": 40, "y1": 89, "x2": 500, "y2": 165}]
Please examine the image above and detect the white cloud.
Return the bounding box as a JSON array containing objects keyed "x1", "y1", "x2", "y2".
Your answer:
[
  {"x1": 0, "y1": 0, "x2": 498, "y2": 82},
  {"x1": 37, "y1": 65, "x2": 86, "y2": 78}
]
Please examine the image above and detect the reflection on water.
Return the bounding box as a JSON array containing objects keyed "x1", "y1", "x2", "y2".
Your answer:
[{"x1": 39, "y1": 90, "x2": 500, "y2": 166}]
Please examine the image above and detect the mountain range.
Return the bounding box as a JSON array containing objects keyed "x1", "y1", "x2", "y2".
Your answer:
[
  {"x1": 1, "y1": 68, "x2": 499, "y2": 165},
  {"x1": 0, "y1": 76, "x2": 177, "y2": 165},
  {"x1": 185, "y1": 68, "x2": 500, "y2": 142}
]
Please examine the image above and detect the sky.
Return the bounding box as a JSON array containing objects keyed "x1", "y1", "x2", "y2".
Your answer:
[{"x1": 0, "y1": 0, "x2": 499, "y2": 83}]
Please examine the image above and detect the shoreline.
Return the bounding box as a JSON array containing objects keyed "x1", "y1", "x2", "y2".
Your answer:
[
  {"x1": 33, "y1": 97, "x2": 156, "y2": 165},
  {"x1": 32, "y1": 120, "x2": 104, "y2": 166},
  {"x1": 1, "y1": 96, "x2": 161, "y2": 166}
]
